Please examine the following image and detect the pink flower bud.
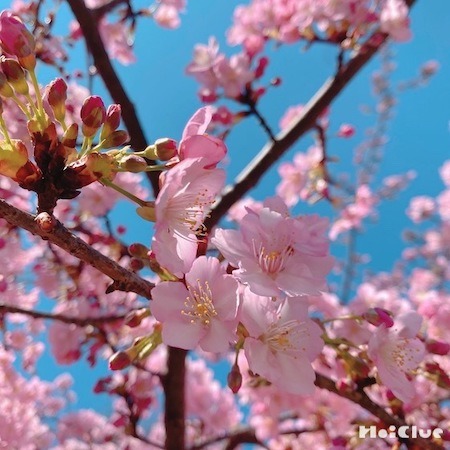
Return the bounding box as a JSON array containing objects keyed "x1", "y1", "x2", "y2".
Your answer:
[
  {"x1": 426, "y1": 340, "x2": 450, "y2": 356},
  {"x1": 102, "y1": 130, "x2": 130, "y2": 148},
  {"x1": 227, "y1": 363, "x2": 242, "y2": 394},
  {"x1": 46, "y1": 78, "x2": 67, "y2": 122},
  {"x1": 109, "y1": 351, "x2": 131, "y2": 370},
  {"x1": 337, "y1": 123, "x2": 355, "y2": 138},
  {"x1": 363, "y1": 307, "x2": 394, "y2": 328},
  {"x1": 129, "y1": 257, "x2": 145, "y2": 271},
  {"x1": 154, "y1": 137, "x2": 178, "y2": 161},
  {"x1": 119, "y1": 154, "x2": 147, "y2": 173},
  {"x1": 128, "y1": 243, "x2": 150, "y2": 258},
  {"x1": 100, "y1": 104, "x2": 122, "y2": 141},
  {"x1": 254, "y1": 56, "x2": 269, "y2": 79},
  {"x1": 124, "y1": 308, "x2": 151, "y2": 328},
  {"x1": 80, "y1": 95, "x2": 106, "y2": 136},
  {"x1": 0, "y1": 10, "x2": 36, "y2": 70}
]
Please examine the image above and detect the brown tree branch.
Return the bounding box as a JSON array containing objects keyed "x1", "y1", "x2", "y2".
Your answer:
[
  {"x1": 65, "y1": 0, "x2": 160, "y2": 196},
  {"x1": 161, "y1": 347, "x2": 187, "y2": 450},
  {"x1": 205, "y1": 0, "x2": 416, "y2": 230},
  {"x1": 314, "y1": 372, "x2": 444, "y2": 450},
  {"x1": 0, "y1": 303, "x2": 126, "y2": 326},
  {"x1": 191, "y1": 372, "x2": 442, "y2": 450},
  {"x1": 0, "y1": 199, "x2": 153, "y2": 300}
]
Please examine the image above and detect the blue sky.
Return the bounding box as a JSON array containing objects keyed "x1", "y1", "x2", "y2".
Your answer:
[{"x1": 31, "y1": 0, "x2": 450, "y2": 418}]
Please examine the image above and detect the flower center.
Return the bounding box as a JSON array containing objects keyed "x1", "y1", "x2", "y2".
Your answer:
[
  {"x1": 182, "y1": 279, "x2": 217, "y2": 326},
  {"x1": 172, "y1": 188, "x2": 215, "y2": 236},
  {"x1": 253, "y1": 240, "x2": 294, "y2": 275},
  {"x1": 263, "y1": 319, "x2": 307, "y2": 355}
]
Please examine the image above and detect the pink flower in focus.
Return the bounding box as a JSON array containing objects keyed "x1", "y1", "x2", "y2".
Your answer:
[
  {"x1": 380, "y1": 0, "x2": 411, "y2": 42},
  {"x1": 153, "y1": 157, "x2": 225, "y2": 275},
  {"x1": 151, "y1": 256, "x2": 239, "y2": 352},
  {"x1": 367, "y1": 311, "x2": 425, "y2": 403},
  {"x1": 178, "y1": 106, "x2": 227, "y2": 168},
  {"x1": 212, "y1": 197, "x2": 333, "y2": 297},
  {"x1": 240, "y1": 290, "x2": 323, "y2": 394}
]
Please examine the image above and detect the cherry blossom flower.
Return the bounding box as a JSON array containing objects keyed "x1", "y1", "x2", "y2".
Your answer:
[
  {"x1": 380, "y1": 0, "x2": 411, "y2": 42},
  {"x1": 150, "y1": 256, "x2": 239, "y2": 352},
  {"x1": 240, "y1": 290, "x2": 323, "y2": 394},
  {"x1": 212, "y1": 197, "x2": 333, "y2": 297},
  {"x1": 152, "y1": 157, "x2": 225, "y2": 275},
  {"x1": 367, "y1": 311, "x2": 425, "y2": 403},
  {"x1": 407, "y1": 196, "x2": 435, "y2": 223},
  {"x1": 178, "y1": 106, "x2": 227, "y2": 168},
  {"x1": 276, "y1": 146, "x2": 322, "y2": 207},
  {"x1": 329, "y1": 184, "x2": 378, "y2": 240}
]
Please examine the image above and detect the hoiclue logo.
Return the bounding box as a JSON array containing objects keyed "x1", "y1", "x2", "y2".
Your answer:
[{"x1": 358, "y1": 425, "x2": 444, "y2": 439}]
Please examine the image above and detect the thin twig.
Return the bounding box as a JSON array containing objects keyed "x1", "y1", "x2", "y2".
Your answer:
[
  {"x1": 0, "y1": 304, "x2": 126, "y2": 327},
  {"x1": 0, "y1": 199, "x2": 154, "y2": 300}
]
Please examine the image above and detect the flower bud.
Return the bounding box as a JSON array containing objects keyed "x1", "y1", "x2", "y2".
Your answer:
[
  {"x1": 363, "y1": 307, "x2": 394, "y2": 328},
  {"x1": 0, "y1": 11, "x2": 36, "y2": 70},
  {"x1": 0, "y1": 57, "x2": 28, "y2": 95},
  {"x1": 124, "y1": 308, "x2": 151, "y2": 328},
  {"x1": 80, "y1": 95, "x2": 106, "y2": 137},
  {"x1": 63, "y1": 153, "x2": 117, "y2": 190},
  {"x1": 109, "y1": 350, "x2": 131, "y2": 370},
  {"x1": 337, "y1": 123, "x2": 355, "y2": 138},
  {"x1": 227, "y1": 363, "x2": 242, "y2": 394},
  {"x1": 154, "y1": 138, "x2": 177, "y2": 161},
  {"x1": 62, "y1": 123, "x2": 79, "y2": 148},
  {"x1": 129, "y1": 257, "x2": 145, "y2": 271},
  {"x1": 119, "y1": 154, "x2": 147, "y2": 173},
  {"x1": 102, "y1": 130, "x2": 130, "y2": 149},
  {"x1": 35, "y1": 212, "x2": 56, "y2": 232},
  {"x1": 426, "y1": 339, "x2": 450, "y2": 356},
  {"x1": 100, "y1": 104, "x2": 122, "y2": 141},
  {"x1": 0, "y1": 139, "x2": 30, "y2": 179},
  {"x1": 128, "y1": 242, "x2": 150, "y2": 258},
  {"x1": 46, "y1": 78, "x2": 67, "y2": 122},
  {"x1": 0, "y1": 72, "x2": 14, "y2": 97}
]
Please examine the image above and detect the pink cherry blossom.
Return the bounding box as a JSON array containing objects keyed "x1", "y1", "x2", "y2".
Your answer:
[
  {"x1": 152, "y1": 157, "x2": 225, "y2": 275},
  {"x1": 98, "y1": 19, "x2": 136, "y2": 65},
  {"x1": 329, "y1": 184, "x2": 378, "y2": 240},
  {"x1": 240, "y1": 290, "x2": 323, "y2": 394},
  {"x1": 212, "y1": 197, "x2": 333, "y2": 297},
  {"x1": 407, "y1": 195, "x2": 435, "y2": 223},
  {"x1": 178, "y1": 106, "x2": 227, "y2": 168},
  {"x1": 276, "y1": 145, "x2": 322, "y2": 207},
  {"x1": 380, "y1": 0, "x2": 411, "y2": 42},
  {"x1": 150, "y1": 256, "x2": 239, "y2": 352},
  {"x1": 367, "y1": 311, "x2": 425, "y2": 403}
]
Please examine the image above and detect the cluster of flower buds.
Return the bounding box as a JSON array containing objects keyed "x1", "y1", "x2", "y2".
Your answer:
[{"x1": 0, "y1": 10, "x2": 175, "y2": 214}]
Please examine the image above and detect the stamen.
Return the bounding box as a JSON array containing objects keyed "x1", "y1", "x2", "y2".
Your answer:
[
  {"x1": 181, "y1": 279, "x2": 217, "y2": 326},
  {"x1": 263, "y1": 319, "x2": 309, "y2": 355}
]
